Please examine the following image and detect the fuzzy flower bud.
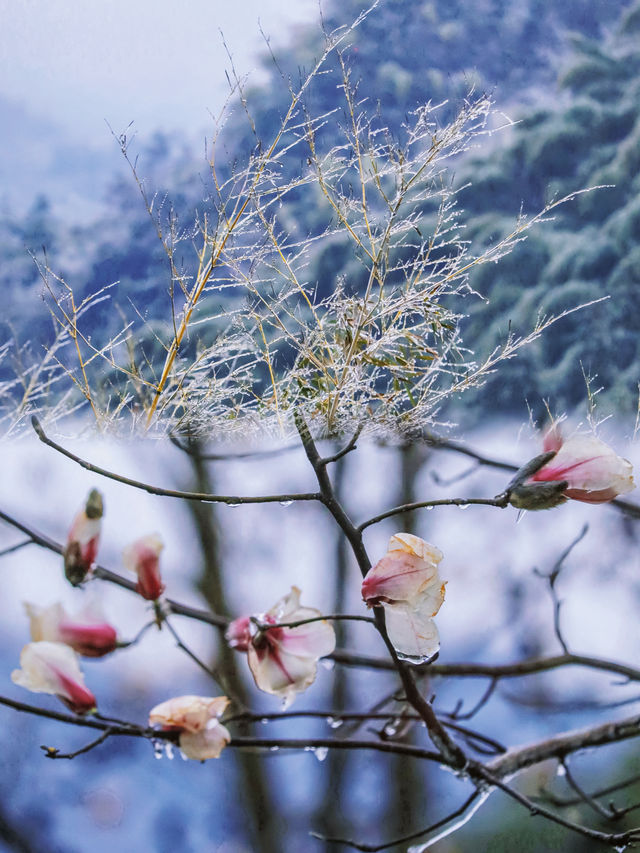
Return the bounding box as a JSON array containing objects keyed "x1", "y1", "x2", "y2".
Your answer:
[
  {"x1": 122, "y1": 534, "x2": 165, "y2": 601},
  {"x1": 63, "y1": 489, "x2": 103, "y2": 586}
]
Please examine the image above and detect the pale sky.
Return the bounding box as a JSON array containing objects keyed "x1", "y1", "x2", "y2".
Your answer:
[{"x1": 0, "y1": 0, "x2": 321, "y2": 147}]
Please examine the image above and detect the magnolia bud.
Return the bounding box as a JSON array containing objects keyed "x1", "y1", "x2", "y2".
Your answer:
[
  {"x1": 85, "y1": 489, "x2": 104, "y2": 520},
  {"x1": 508, "y1": 480, "x2": 568, "y2": 511},
  {"x1": 63, "y1": 490, "x2": 103, "y2": 586}
]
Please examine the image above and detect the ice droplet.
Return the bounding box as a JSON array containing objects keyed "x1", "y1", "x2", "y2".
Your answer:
[
  {"x1": 395, "y1": 649, "x2": 434, "y2": 665},
  {"x1": 279, "y1": 500, "x2": 294, "y2": 507},
  {"x1": 320, "y1": 658, "x2": 335, "y2": 671},
  {"x1": 327, "y1": 717, "x2": 343, "y2": 730},
  {"x1": 227, "y1": 502, "x2": 240, "y2": 508},
  {"x1": 260, "y1": 718, "x2": 269, "y2": 725},
  {"x1": 269, "y1": 745, "x2": 279, "y2": 752},
  {"x1": 426, "y1": 505, "x2": 434, "y2": 511},
  {"x1": 516, "y1": 508, "x2": 527, "y2": 524},
  {"x1": 458, "y1": 503, "x2": 470, "y2": 510},
  {"x1": 314, "y1": 747, "x2": 329, "y2": 762},
  {"x1": 165, "y1": 742, "x2": 174, "y2": 760},
  {"x1": 556, "y1": 763, "x2": 566, "y2": 777},
  {"x1": 152, "y1": 739, "x2": 164, "y2": 760}
]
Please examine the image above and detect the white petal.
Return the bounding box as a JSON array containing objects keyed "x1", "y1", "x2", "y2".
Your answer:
[
  {"x1": 388, "y1": 533, "x2": 443, "y2": 564},
  {"x1": 383, "y1": 603, "x2": 440, "y2": 663},
  {"x1": 247, "y1": 644, "x2": 319, "y2": 703},
  {"x1": 266, "y1": 586, "x2": 302, "y2": 621},
  {"x1": 179, "y1": 720, "x2": 230, "y2": 759},
  {"x1": 149, "y1": 695, "x2": 229, "y2": 732},
  {"x1": 24, "y1": 602, "x2": 65, "y2": 643},
  {"x1": 276, "y1": 620, "x2": 336, "y2": 659}
]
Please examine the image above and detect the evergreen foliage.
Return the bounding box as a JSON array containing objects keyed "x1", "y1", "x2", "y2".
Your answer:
[{"x1": 457, "y1": 1, "x2": 640, "y2": 417}]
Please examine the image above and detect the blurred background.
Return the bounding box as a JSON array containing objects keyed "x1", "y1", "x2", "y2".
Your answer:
[{"x1": 2, "y1": 1, "x2": 640, "y2": 850}]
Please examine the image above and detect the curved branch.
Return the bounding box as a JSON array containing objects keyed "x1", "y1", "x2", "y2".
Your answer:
[
  {"x1": 310, "y1": 790, "x2": 482, "y2": 852},
  {"x1": 487, "y1": 711, "x2": 640, "y2": 778},
  {"x1": 31, "y1": 417, "x2": 320, "y2": 507},
  {"x1": 358, "y1": 495, "x2": 509, "y2": 531}
]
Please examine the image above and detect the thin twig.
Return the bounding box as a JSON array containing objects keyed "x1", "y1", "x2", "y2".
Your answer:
[
  {"x1": 357, "y1": 495, "x2": 510, "y2": 532},
  {"x1": 320, "y1": 423, "x2": 364, "y2": 466},
  {"x1": 534, "y1": 524, "x2": 589, "y2": 655},
  {"x1": 42, "y1": 728, "x2": 114, "y2": 760},
  {"x1": 0, "y1": 538, "x2": 33, "y2": 558},
  {"x1": 310, "y1": 790, "x2": 482, "y2": 852},
  {"x1": 250, "y1": 613, "x2": 376, "y2": 631},
  {"x1": 478, "y1": 767, "x2": 640, "y2": 848}
]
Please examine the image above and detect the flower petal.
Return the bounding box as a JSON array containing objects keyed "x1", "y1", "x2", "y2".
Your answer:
[
  {"x1": 533, "y1": 435, "x2": 634, "y2": 500},
  {"x1": 149, "y1": 695, "x2": 229, "y2": 733},
  {"x1": 179, "y1": 721, "x2": 231, "y2": 760},
  {"x1": 12, "y1": 641, "x2": 96, "y2": 713},
  {"x1": 388, "y1": 533, "x2": 443, "y2": 564},
  {"x1": 247, "y1": 643, "x2": 320, "y2": 708},
  {"x1": 362, "y1": 551, "x2": 442, "y2": 607},
  {"x1": 382, "y1": 603, "x2": 440, "y2": 663},
  {"x1": 123, "y1": 534, "x2": 165, "y2": 600}
]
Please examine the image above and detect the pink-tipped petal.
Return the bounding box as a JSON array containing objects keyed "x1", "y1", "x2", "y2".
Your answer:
[
  {"x1": 533, "y1": 435, "x2": 634, "y2": 502},
  {"x1": 12, "y1": 641, "x2": 97, "y2": 713},
  {"x1": 239, "y1": 587, "x2": 336, "y2": 706},
  {"x1": 123, "y1": 534, "x2": 166, "y2": 601},
  {"x1": 57, "y1": 621, "x2": 118, "y2": 657},
  {"x1": 248, "y1": 642, "x2": 320, "y2": 708},
  {"x1": 25, "y1": 601, "x2": 118, "y2": 658},
  {"x1": 362, "y1": 535, "x2": 444, "y2": 609}
]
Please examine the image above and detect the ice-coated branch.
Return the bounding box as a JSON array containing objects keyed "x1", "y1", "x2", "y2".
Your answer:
[
  {"x1": 357, "y1": 494, "x2": 510, "y2": 531},
  {"x1": 250, "y1": 613, "x2": 376, "y2": 631},
  {"x1": 477, "y1": 767, "x2": 640, "y2": 849},
  {"x1": 310, "y1": 790, "x2": 482, "y2": 852},
  {"x1": 487, "y1": 711, "x2": 640, "y2": 778},
  {"x1": 294, "y1": 410, "x2": 468, "y2": 769},
  {"x1": 31, "y1": 416, "x2": 321, "y2": 507},
  {"x1": 0, "y1": 693, "x2": 447, "y2": 763}
]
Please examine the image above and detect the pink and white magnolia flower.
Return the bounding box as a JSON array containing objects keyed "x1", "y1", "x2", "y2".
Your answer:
[
  {"x1": 64, "y1": 489, "x2": 103, "y2": 586},
  {"x1": 226, "y1": 587, "x2": 336, "y2": 708},
  {"x1": 24, "y1": 601, "x2": 118, "y2": 658},
  {"x1": 11, "y1": 641, "x2": 97, "y2": 713},
  {"x1": 149, "y1": 695, "x2": 230, "y2": 760},
  {"x1": 532, "y1": 431, "x2": 635, "y2": 504},
  {"x1": 362, "y1": 533, "x2": 446, "y2": 662},
  {"x1": 122, "y1": 534, "x2": 165, "y2": 601}
]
